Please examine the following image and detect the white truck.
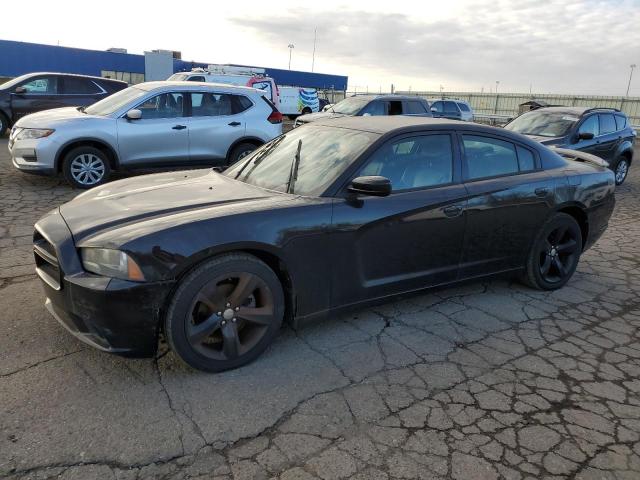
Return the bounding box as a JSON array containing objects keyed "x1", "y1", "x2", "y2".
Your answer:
[{"x1": 168, "y1": 65, "x2": 320, "y2": 117}]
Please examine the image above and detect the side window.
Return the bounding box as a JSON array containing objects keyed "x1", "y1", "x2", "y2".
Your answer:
[
  {"x1": 388, "y1": 100, "x2": 403, "y2": 115},
  {"x1": 599, "y1": 114, "x2": 616, "y2": 135},
  {"x1": 188, "y1": 76, "x2": 205, "y2": 82},
  {"x1": 463, "y1": 135, "x2": 519, "y2": 180},
  {"x1": 191, "y1": 93, "x2": 241, "y2": 117},
  {"x1": 360, "y1": 101, "x2": 386, "y2": 116},
  {"x1": 444, "y1": 101, "x2": 459, "y2": 114},
  {"x1": 516, "y1": 146, "x2": 536, "y2": 171},
  {"x1": 19, "y1": 76, "x2": 58, "y2": 94},
  {"x1": 615, "y1": 114, "x2": 627, "y2": 130},
  {"x1": 406, "y1": 101, "x2": 428, "y2": 114},
  {"x1": 358, "y1": 134, "x2": 453, "y2": 191},
  {"x1": 136, "y1": 92, "x2": 185, "y2": 119},
  {"x1": 431, "y1": 101, "x2": 443, "y2": 113},
  {"x1": 63, "y1": 77, "x2": 101, "y2": 94},
  {"x1": 458, "y1": 103, "x2": 471, "y2": 112},
  {"x1": 235, "y1": 95, "x2": 253, "y2": 113},
  {"x1": 578, "y1": 115, "x2": 599, "y2": 137}
]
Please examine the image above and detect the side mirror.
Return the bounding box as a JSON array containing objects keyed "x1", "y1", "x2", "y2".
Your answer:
[
  {"x1": 578, "y1": 131, "x2": 594, "y2": 140},
  {"x1": 362, "y1": 112, "x2": 372, "y2": 117},
  {"x1": 430, "y1": 107, "x2": 437, "y2": 112},
  {"x1": 13, "y1": 86, "x2": 26, "y2": 94},
  {"x1": 348, "y1": 176, "x2": 391, "y2": 197},
  {"x1": 125, "y1": 109, "x2": 142, "y2": 120}
]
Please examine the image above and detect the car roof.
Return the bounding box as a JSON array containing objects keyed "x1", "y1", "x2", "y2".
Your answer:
[
  {"x1": 137, "y1": 80, "x2": 260, "y2": 94},
  {"x1": 344, "y1": 94, "x2": 426, "y2": 102},
  {"x1": 533, "y1": 106, "x2": 623, "y2": 116},
  {"x1": 19, "y1": 72, "x2": 126, "y2": 84}
]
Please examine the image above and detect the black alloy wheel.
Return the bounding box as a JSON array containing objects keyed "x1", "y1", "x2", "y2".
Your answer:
[
  {"x1": 165, "y1": 253, "x2": 284, "y2": 372},
  {"x1": 524, "y1": 213, "x2": 582, "y2": 290}
]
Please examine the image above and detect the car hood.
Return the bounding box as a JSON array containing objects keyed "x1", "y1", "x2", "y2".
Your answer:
[
  {"x1": 15, "y1": 107, "x2": 106, "y2": 128},
  {"x1": 60, "y1": 169, "x2": 287, "y2": 241},
  {"x1": 298, "y1": 111, "x2": 347, "y2": 123},
  {"x1": 520, "y1": 133, "x2": 565, "y2": 145}
]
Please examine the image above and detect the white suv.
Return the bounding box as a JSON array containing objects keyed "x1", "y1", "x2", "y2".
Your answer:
[{"x1": 9, "y1": 81, "x2": 283, "y2": 188}]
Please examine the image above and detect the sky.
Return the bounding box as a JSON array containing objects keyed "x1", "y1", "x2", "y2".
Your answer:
[{"x1": 2, "y1": 0, "x2": 639, "y2": 95}]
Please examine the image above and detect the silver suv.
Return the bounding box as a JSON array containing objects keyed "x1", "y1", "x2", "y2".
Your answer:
[{"x1": 9, "y1": 81, "x2": 283, "y2": 188}]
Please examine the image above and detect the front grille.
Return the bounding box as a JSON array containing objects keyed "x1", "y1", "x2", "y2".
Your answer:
[{"x1": 33, "y1": 229, "x2": 61, "y2": 290}]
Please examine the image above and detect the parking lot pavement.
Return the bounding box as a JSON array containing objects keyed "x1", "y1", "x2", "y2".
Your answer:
[{"x1": 1, "y1": 139, "x2": 639, "y2": 480}]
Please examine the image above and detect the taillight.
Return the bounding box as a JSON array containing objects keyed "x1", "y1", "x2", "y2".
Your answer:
[{"x1": 268, "y1": 111, "x2": 283, "y2": 124}]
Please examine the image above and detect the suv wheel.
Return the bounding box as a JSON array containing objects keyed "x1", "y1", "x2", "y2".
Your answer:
[
  {"x1": 0, "y1": 112, "x2": 9, "y2": 137},
  {"x1": 613, "y1": 156, "x2": 629, "y2": 185},
  {"x1": 62, "y1": 146, "x2": 111, "y2": 189},
  {"x1": 228, "y1": 143, "x2": 258, "y2": 167},
  {"x1": 165, "y1": 253, "x2": 285, "y2": 372}
]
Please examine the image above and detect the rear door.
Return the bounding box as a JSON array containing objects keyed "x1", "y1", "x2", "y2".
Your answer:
[
  {"x1": 187, "y1": 91, "x2": 251, "y2": 162},
  {"x1": 59, "y1": 76, "x2": 108, "y2": 107},
  {"x1": 403, "y1": 99, "x2": 430, "y2": 116},
  {"x1": 443, "y1": 101, "x2": 462, "y2": 120},
  {"x1": 116, "y1": 91, "x2": 189, "y2": 165},
  {"x1": 595, "y1": 113, "x2": 620, "y2": 161},
  {"x1": 330, "y1": 131, "x2": 467, "y2": 305},
  {"x1": 9, "y1": 75, "x2": 63, "y2": 121},
  {"x1": 458, "y1": 133, "x2": 553, "y2": 278}
]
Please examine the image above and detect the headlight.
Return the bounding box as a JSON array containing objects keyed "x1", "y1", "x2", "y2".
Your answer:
[
  {"x1": 80, "y1": 248, "x2": 145, "y2": 281},
  {"x1": 15, "y1": 128, "x2": 55, "y2": 140}
]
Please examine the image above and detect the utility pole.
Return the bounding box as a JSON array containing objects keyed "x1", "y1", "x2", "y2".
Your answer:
[
  {"x1": 311, "y1": 28, "x2": 317, "y2": 72},
  {"x1": 495, "y1": 80, "x2": 500, "y2": 94},
  {"x1": 288, "y1": 44, "x2": 295, "y2": 70},
  {"x1": 627, "y1": 64, "x2": 637, "y2": 96}
]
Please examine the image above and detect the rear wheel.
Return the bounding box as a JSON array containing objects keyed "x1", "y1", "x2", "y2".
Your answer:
[
  {"x1": 612, "y1": 156, "x2": 629, "y2": 185},
  {"x1": 301, "y1": 107, "x2": 312, "y2": 115},
  {"x1": 0, "y1": 112, "x2": 9, "y2": 137},
  {"x1": 227, "y1": 143, "x2": 258, "y2": 167},
  {"x1": 62, "y1": 146, "x2": 111, "y2": 189},
  {"x1": 523, "y1": 213, "x2": 582, "y2": 290},
  {"x1": 165, "y1": 253, "x2": 285, "y2": 372}
]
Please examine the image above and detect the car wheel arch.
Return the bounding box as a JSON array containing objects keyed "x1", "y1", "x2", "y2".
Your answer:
[
  {"x1": 55, "y1": 138, "x2": 120, "y2": 172},
  {"x1": 555, "y1": 204, "x2": 589, "y2": 250},
  {"x1": 225, "y1": 137, "x2": 265, "y2": 161}
]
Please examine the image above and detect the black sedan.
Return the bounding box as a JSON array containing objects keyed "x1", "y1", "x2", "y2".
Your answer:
[{"x1": 33, "y1": 117, "x2": 616, "y2": 372}]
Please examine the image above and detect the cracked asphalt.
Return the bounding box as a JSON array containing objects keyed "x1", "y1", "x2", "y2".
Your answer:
[{"x1": 1, "y1": 138, "x2": 639, "y2": 480}]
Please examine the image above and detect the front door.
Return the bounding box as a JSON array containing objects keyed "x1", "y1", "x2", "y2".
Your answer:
[
  {"x1": 330, "y1": 132, "x2": 467, "y2": 306},
  {"x1": 10, "y1": 75, "x2": 64, "y2": 121},
  {"x1": 116, "y1": 91, "x2": 189, "y2": 166}
]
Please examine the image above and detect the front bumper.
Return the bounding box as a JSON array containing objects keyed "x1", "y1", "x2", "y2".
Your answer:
[
  {"x1": 9, "y1": 129, "x2": 57, "y2": 175},
  {"x1": 34, "y1": 210, "x2": 175, "y2": 357}
]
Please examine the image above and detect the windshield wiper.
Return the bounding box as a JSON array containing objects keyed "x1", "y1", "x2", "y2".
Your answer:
[
  {"x1": 77, "y1": 106, "x2": 86, "y2": 113},
  {"x1": 233, "y1": 135, "x2": 285, "y2": 180},
  {"x1": 286, "y1": 139, "x2": 302, "y2": 194}
]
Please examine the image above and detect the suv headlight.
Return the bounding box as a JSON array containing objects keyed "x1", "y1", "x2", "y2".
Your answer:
[
  {"x1": 15, "y1": 128, "x2": 55, "y2": 140},
  {"x1": 80, "y1": 248, "x2": 145, "y2": 281}
]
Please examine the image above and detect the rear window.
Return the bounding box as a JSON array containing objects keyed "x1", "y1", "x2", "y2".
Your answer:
[
  {"x1": 615, "y1": 114, "x2": 627, "y2": 130},
  {"x1": 599, "y1": 114, "x2": 616, "y2": 135},
  {"x1": 188, "y1": 76, "x2": 205, "y2": 82}
]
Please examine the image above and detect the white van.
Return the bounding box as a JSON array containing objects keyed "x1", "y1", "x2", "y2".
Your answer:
[{"x1": 278, "y1": 86, "x2": 320, "y2": 117}]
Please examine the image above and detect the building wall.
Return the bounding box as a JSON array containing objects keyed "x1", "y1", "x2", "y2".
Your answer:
[{"x1": 0, "y1": 39, "x2": 348, "y2": 90}]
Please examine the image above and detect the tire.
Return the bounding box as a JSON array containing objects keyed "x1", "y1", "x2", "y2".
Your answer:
[
  {"x1": 227, "y1": 143, "x2": 258, "y2": 167},
  {"x1": 0, "y1": 112, "x2": 9, "y2": 137},
  {"x1": 523, "y1": 213, "x2": 582, "y2": 290},
  {"x1": 165, "y1": 253, "x2": 285, "y2": 372},
  {"x1": 301, "y1": 107, "x2": 312, "y2": 115},
  {"x1": 612, "y1": 156, "x2": 630, "y2": 186},
  {"x1": 62, "y1": 146, "x2": 111, "y2": 189}
]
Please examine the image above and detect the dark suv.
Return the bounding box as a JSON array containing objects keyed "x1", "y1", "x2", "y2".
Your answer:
[
  {"x1": 0, "y1": 72, "x2": 127, "y2": 136},
  {"x1": 505, "y1": 107, "x2": 636, "y2": 185}
]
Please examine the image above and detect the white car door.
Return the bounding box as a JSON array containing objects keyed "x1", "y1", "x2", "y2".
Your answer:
[
  {"x1": 187, "y1": 91, "x2": 248, "y2": 162},
  {"x1": 116, "y1": 91, "x2": 189, "y2": 166}
]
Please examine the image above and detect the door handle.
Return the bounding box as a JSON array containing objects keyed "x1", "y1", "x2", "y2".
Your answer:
[
  {"x1": 172, "y1": 125, "x2": 187, "y2": 130},
  {"x1": 228, "y1": 121, "x2": 241, "y2": 127},
  {"x1": 535, "y1": 187, "x2": 548, "y2": 197},
  {"x1": 443, "y1": 205, "x2": 463, "y2": 218}
]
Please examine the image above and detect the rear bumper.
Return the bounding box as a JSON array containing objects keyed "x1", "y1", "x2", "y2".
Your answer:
[{"x1": 34, "y1": 210, "x2": 175, "y2": 357}]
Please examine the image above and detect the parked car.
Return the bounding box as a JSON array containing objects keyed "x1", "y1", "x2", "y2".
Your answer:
[
  {"x1": 294, "y1": 94, "x2": 431, "y2": 127},
  {"x1": 33, "y1": 116, "x2": 615, "y2": 372},
  {"x1": 0, "y1": 72, "x2": 127, "y2": 136},
  {"x1": 9, "y1": 81, "x2": 283, "y2": 188},
  {"x1": 505, "y1": 107, "x2": 635, "y2": 185},
  {"x1": 429, "y1": 99, "x2": 474, "y2": 121}
]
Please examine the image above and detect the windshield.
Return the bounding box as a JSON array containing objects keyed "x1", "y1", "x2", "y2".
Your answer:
[
  {"x1": 224, "y1": 125, "x2": 379, "y2": 196},
  {"x1": 168, "y1": 73, "x2": 188, "y2": 81},
  {"x1": 84, "y1": 86, "x2": 147, "y2": 116},
  {"x1": 505, "y1": 110, "x2": 579, "y2": 137},
  {"x1": 0, "y1": 73, "x2": 37, "y2": 91},
  {"x1": 331, "y1": 96, "x2": 372, "y2": 115}
]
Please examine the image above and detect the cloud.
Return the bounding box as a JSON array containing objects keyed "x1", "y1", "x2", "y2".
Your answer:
[{"x1": 231, "y1": 0, "x2": 640, "y2": 95}]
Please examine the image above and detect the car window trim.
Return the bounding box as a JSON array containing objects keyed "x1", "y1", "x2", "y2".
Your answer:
[
  {"x1": 331, "y1": 129, "x2": 462, "y2": 197},
  {"x1": 128, "y1": 90, "x2": 188, "y2": 120},
  {"x1": 457, "y1": 131, "x2": 543, "y2": 183}
]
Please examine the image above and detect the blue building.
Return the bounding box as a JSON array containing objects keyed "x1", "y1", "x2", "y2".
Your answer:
[{"x1": 0, "y1": 39, "x2": 348, "y2": 91}]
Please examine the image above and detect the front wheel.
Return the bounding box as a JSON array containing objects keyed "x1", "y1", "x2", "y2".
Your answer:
[
  {"x1": 612, "y1": 157, "x2": 629, "y2": 185},
  {"x1": 523, "y1": 213, "x2": 582, "y2": 290},
  {"x1": 165, "y1": 253, "x2": 285, "y2": 372},
  {"x1": 62, "y1": 146, "x2": 111, "y2": 189}
]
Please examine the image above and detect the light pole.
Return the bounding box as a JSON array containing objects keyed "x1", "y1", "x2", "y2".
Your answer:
[
  {"x1": 311, "y1": 28, "x2": 317, "y2": 72},
  {"x1": 288, "y1": 44, "x2": 295, "y2": 70},
  {"x1": 495, "y1": 80, "x2": 500, "y2": 94},
  {"x1": 627, "y1": 64, "x2": 637, "y2": 97}
]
